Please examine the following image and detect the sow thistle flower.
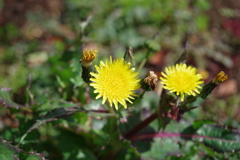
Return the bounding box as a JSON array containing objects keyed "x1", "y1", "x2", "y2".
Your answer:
[
  {"x1": 90, "y1": 57, "x2": 140, "y2": 110},
  {"x1": 160, "y1": 63, "x2": 204, "y2": 101}
]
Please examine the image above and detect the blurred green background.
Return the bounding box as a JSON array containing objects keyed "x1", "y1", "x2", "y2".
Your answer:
[{"x1": 0, "y1": 0, "x2": 240, "y2": 159}]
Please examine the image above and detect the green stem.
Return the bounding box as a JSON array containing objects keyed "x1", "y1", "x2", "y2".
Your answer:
[
  {"x1": 106, "y1": 101, "x2": 116, "y2": 134},
  {"x1": 106, "y1": 101, "x2": 115, "y2": 114},
  {"x1": 137, "y1": 50, "x2": 151, "y2": 72}
]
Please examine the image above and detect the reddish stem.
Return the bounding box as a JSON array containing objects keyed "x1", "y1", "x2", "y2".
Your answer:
[{"x1": 123, "y1": 112, "x2": 158, "y2": 139}]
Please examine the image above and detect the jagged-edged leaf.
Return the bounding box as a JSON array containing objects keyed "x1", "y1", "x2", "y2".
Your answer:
[
  {"x1": 58, "y1": 128, "x2": 98, "y2": 160},
  {"x1": 196, "y1": 124, "x2": 240, "y2": 152},
  {"x1": 39, "y1": 106, "x2": 115, "y2": 121},
  {"x1": 132, "y1": 122, "x2": 240, "y2": 154},
  {"x1": 0, "y1": 88, "x2": 23, "y2": 109},
  {"x1": 141, "y1": 138, "x2": 180, "y2": 160},
  {"x1": 32, "y1": 100, "x2": 76, "y2": 113},
  {"x1": 26, "y1": 154, "x2": 43, "y2": 160},
  {"x1": 18, "y1": 118, "x2": 57, "y2": 145},
  {"x1": 99, "y1": 129, "x2": 141, "y2": 160},
  {"x1": 19, "y1": 151, "x2": 46, "y2": 160},
  {"x1": 116, "y1": 138, "x2": 141, "y2": 160},
  {"x1": 19, "y1": 106, "x2": 115, "y2": 145},
  {"x1": 0, "y1": 138, "x2": 46, "y2": 160},
  {"x1": 0, "y1": 137, "x2": 20, "y2": 160},
  {"x1": 181, "y1": 120, "x2": 216, "y2": 137}
]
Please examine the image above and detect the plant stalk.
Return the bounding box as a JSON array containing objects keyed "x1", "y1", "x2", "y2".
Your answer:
[{"x1": 124, "y1": 112, "x2": 158, "y2": 139}]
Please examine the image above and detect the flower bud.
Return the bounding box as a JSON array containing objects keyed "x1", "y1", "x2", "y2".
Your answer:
[
  {"x1": 80, "y1": 49, "x2": 98, "y2": 67},
  {"x1": 200, "y1": 71, "x2": 228, "y2": 99},
  {"x1": 212, "y1": 71, "x2": 228, "y2": 84},
  {"x1": 80, "y1": 49, "x2": 98, "y2": 83}
]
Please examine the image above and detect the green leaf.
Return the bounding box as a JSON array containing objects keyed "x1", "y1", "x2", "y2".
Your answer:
[
  {"x1": 192, "y1": 120, "x2": 215, "y2": 129},
  {"x1": 98, "y1": 129, "x2": 141, "y2": 160},
  {"x1": 116, "y1": 138, "x2": 141, "y2": 160},
  {"x1": 0, "y1": 137, "x2": 20, "y2": 160},
  {"x1": 26, "y1": 154, "x2": 42, "y2": 160},
  {"x1": 0, "y1": 138, "x2": 46, "y2": 160},
  {"x1": 142, "y1": 138, "x2": 180, "y2": 159},
  {"x1": 0, "y1": 88, "x2": 23, "y2": 109},
  {"x1": 20, "y1": 104, "x2": 115, "y2": 145},
  {"x1": 181, "y1": 120, "x2": 216, "y2": 136},
  {"x1": 196, "y1": 124, "x2": 240, "y2": 152},
  {"x1": 144, "y1": 32, "x2": 161, "y2": 52},
  {"x1": 58, "y1": 128, "x2": 98, "y2": 160},
  {"x1": 33, "y1": 99, "x2": 76, "y2": 113}
]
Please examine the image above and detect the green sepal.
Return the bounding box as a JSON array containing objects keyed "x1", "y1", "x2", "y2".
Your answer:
[
  {"x1": 199, "y1": 82, "x2": 217, "y2": 99},
  {"x1": 81, "y1": 65, "x2": 95, "y2": 84}
]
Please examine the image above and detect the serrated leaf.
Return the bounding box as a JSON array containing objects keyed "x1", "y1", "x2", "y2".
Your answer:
[
  {"x1": 141, "y1": 138, "x2": 180, "y2": 160},
  {"x1": 119, "y1": 139, "x2": 141, "y2": 160},
  {"x1": 0, "y1": 137, "x2": 20, "y2": 160},
  {"x1": 181, "y1": 120, "x2": 216, "y2": 136},
  {"x1": 0, "y1": 138, "x2": 46, "y2": 160},
  {"x1": 58, "y1": 128, "x2": 98, "y2": 160},
  {"x1": 131, "y1": 122, "x2": 240, "y2": 155},
  {"x1": 99, "y1": 129, "x2": 141, "y2": 160},
  {"x1": 35, "y1": 100, "x2": 75, "y2": 112},
  {"x1": 25, "y1": 152, "x2": 46, "y2": 160},
  {"x1": 19, "y1": 105, "x2": 115, "y2": 145},
  {"x1": 26, "y1": 154, "x2": 42, "y2": 160},
  {"x1": 192, "y1": 120, "x2": 215, "y2": 129},
  {"x1": 0, "y1": 88, "x2": 23, "y2": 109},
  {"x1": 196, "y1": 124, "x2": 240, "y2": 152}
]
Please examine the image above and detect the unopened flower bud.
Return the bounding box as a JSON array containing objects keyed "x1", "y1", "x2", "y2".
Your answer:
[
  {"x1": 200, "y1": 71, "x2": 228, "y2": 99},
  {"x1": 80, "y1": 49, "x2": 98, "y2": 67},
  {"x1": 80, "y1": 49, "x2": 98, "y2": 83},
  {"x1": 212, "y1": 71, "x2": 228, "y2": 84}
]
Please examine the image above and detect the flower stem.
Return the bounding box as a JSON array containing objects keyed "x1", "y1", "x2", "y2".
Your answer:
[
  {"x1": 124, "y1": 112, "x2": 158, "y2": 139},
  {"x1": 106, "y1": 101, "x2": 117, "y2": 133},
  {"x1": 106, "y1": 101, "x2": 115, "y2": 114},
  {"x1": 124, "y1": 90, "x2": 167, "y2": 139},
  {"x1": 137, "y1": 50, "x2": 151, "y2": 72}
]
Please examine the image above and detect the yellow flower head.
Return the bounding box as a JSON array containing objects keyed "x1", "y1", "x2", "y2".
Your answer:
[
  {"x1": 160, "y1": 63, "x2": 204, "y2": 101},
  {"x1": 90, "y1": 57, "x2": 140, "y2": 110},
  {"x1": 80, "y1": 49, "x2": 98, "y2": 67}
]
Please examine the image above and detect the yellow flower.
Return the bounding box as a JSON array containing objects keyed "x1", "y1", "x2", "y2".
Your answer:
[
  {"x1": 160, "y1": 63, "x2": 203, "y2": 101},
  {"x1": 80, "y1": 49, "x2": 98, "y2": 67},
  {"x1": 90, "y1": 57, "x2": 140, "y2": 110}
]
